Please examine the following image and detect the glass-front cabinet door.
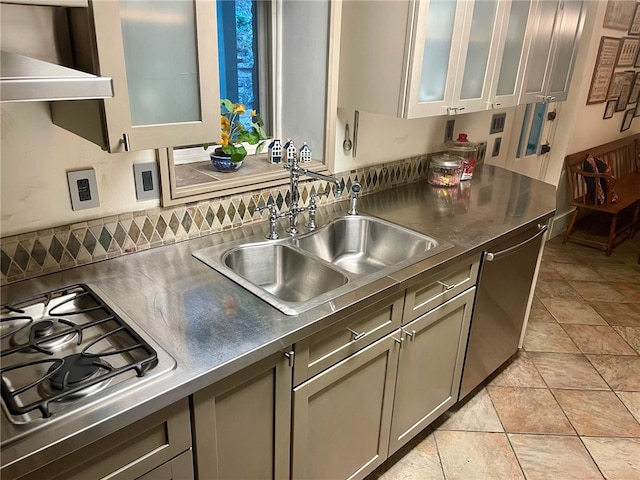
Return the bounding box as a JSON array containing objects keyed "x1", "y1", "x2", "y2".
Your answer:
[
  {"x1": 407, "y1": 0, "x2": 465, "y2": 118},
  {"x1": 519, "y1": 0, "x2": 585, "y2": 104},
  {"x1": 545, "y1": 0, "x2": 585, "y2": 102},
  {"x1": 490, "y1": 0, "x2": 535, "y2": 109},
  {"x1": 406, "y1": 0, "x2": 505, "y2": 118},
  {"x1": 405, "y1": 0, "x2": 465, "y2": 118},
  {"x1": 52, "y1": 0, "x2": 219, "y2": 153},
  {"x1": 453, "y1": 0, "x2": 501, "y2": 112}
]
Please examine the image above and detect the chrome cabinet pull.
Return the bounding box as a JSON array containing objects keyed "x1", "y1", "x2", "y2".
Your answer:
[
  {"x1": 403, "y1": 329, "x2": 416, "y2": 342},
  {"x1": 347, "y1": 328, "x2": 366, "y2": 341},
  {"x1": 122, "y1": 133, "x2": 131, "y2": 152},
  {"x1": 485, "y1": 225, "x2": 548, "y2": 262},
  {"x1": 284, "y1": 350, "x2": 294, "y2": 367},
  {"x1": 352, "y1": 110, "x2": 359, "y2": 158},
  {"x1": 437, "y1": 280, "x2": 455, "y2": 290},
  {"x1": 392, "y1": 336, "x2": 403, "y2": 345}
]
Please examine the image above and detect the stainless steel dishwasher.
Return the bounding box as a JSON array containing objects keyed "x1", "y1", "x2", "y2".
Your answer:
[{"x1": 458, "y1": 223, "x2": 548, "y2": 400}]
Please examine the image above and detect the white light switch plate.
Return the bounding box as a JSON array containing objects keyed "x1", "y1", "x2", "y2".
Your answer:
[{"x1": 67, "y1": 169, "x2": 99, "y2": 211}]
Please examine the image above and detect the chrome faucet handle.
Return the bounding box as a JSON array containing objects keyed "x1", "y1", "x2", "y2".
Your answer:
[
  {"x1": 306, "y1": 189, "x2": 331, "y2": 229},
  {"x1": 256, "y1": 201, "x2": 280, "y2": 240},
  {"x1": 313, "y1": 188, "x2": 332, "y2": 200},
  {"x1": 348, "y1": 182, "x2": 362, "y2": 215}
]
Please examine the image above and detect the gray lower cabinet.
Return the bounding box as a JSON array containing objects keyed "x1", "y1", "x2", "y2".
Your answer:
[
  {"x1": 191, "y1": 349, "x2": 292, "y2": 480},
  {"x1": 388, "y1": 288, "x2": 475, "y2": 455},
  {"x1": 291, "y1": 333, "x2": 401, "y2": 480},
  {"x1": 293, "y1": 291, "x2": 405, "y2": 386},
  {"x1": 14, "y1": 399, "x2": 193, "y2": 480},
  {"x1": 138, "y1": 449, "x2": 194, "y2": 480}
]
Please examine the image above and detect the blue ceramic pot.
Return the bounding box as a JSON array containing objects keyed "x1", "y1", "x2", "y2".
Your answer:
[{"x1": 210, "y1": 153, "x2": 243, "y2": 172}]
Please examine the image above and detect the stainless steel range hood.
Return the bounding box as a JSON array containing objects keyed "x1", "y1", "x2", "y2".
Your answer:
[{"x1": 0, "y1": 50, "x2": 113, "y2": 103}]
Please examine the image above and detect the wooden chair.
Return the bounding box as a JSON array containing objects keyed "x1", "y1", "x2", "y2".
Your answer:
[{"x1": 563, "y1": 134, "x2": 640, "y2": 255}]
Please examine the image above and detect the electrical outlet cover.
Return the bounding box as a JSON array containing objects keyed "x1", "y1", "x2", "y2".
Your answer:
[
  {"x1": 445, "y1": 119, "x2": 455, "y2": 143},
  {"x1": 490, "y1": 113, "x2": 506, "y2": 134},
  {"x1": 477, "y1": 141, "x2": 487, "y2": 165},
  {"x1": 492, "y1": 137, "x2": 502, "y2": 157},
  {"x1": 134, "y1": 162, "x2": 160, "y2": 200},
  {"x1": 67, "y1": 169, "x2": 99, "y2": 211}
]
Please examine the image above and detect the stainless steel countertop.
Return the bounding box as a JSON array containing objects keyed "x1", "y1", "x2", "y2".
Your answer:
[{"x1": 0, "y1": 165, "x2": 556, "y2": 477}]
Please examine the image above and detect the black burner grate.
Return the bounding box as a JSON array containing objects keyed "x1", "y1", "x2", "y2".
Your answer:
[{"x1": 0, "y1": 284, "x2": 158, "y2": 419}]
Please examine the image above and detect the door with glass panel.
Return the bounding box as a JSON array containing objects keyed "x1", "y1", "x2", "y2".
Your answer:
[
  {"x1": 91, "y1": 0, "x2": 219, "y2": 153},
  {"x1": 505, "y1": 101, "x2": 560, "y2": 181}
]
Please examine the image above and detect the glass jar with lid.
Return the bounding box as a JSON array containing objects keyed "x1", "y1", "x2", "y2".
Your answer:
[
  {"x1": 446, "y1": 133, "x2": 478, "y2": 180},
  {"x1": 427, "y1": 154, "x2": 462, "y2": 187}
]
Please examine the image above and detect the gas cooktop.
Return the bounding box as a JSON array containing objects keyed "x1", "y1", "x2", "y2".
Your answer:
[{"x1": 0, "y1": 284, "x2": 176, "y2": 439}]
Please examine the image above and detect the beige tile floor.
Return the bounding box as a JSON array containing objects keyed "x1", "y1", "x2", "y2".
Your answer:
[{"x1": 370, "y1": 234, "x2": 640, "y2": 480}]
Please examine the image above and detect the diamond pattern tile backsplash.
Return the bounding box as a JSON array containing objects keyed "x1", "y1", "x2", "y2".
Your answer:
[{"x1": 0, "y1": 155, "x2": 429, "y2": 285}]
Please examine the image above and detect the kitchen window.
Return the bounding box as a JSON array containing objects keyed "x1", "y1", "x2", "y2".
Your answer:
[
  {"x1": 160, "y1": 0, "x2": 336, "y2": 207},
  {"x1": 171, "y1": 0, "x2": 272, "y2": 169}
]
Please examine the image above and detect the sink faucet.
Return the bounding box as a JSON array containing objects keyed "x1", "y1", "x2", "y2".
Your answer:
[{"x1": 283, "y1": 150, "x2": 343, "y2": 235}]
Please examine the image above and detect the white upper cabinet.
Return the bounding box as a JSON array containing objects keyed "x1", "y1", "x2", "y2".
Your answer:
[
  {"x1": 519, "y1": 0, "x2": 585, "y2": 104},
  {"x1": 408, "y1": 0, "x2": 513, "y2": 116},
  {"x1": 338, "y1": 0, "x2": 583, "y2": 119},
  {"x1": 51, "y1": 0, "x2": 219, "y2": 153},
  {"x1": 339, "y1": 0, "x2": 528, "y2": 118}
]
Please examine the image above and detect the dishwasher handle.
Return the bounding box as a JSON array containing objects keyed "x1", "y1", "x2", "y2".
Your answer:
[{"x1": 485, "y1": 224, "x2": 547, "y2": 262}]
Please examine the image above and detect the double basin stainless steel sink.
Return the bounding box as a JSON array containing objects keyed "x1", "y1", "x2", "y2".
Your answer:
[{"x1": 193, "y1": 215, "x2": 453, "y2": 315}]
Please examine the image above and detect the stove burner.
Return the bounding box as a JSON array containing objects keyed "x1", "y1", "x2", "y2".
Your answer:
[
  {"x1": 32, "y1": 320, "x2": 54, "y2": 338},
  {"x1": 8, "y1": 318, "x2": 81, "y2": 353},
  {"x1": 1, "y1": 284, "x2": 165, "y2": 422},
  {"x1": 48, "y1": 354, "x2": 107, "y2": 390}
]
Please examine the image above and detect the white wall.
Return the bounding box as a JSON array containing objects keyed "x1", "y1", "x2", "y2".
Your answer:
[
  {"x1": 547, "y1": 0, "x2": 640, "y2": 189},
  {"x1": 0, "y1": 100, "x2": 515, "y2": 238},
  {"x1": 0, "y1": 102, "x2": 159, "y2": 237},
  {"x1": 333, "y1": 107, "x2": 515, "y2": 173},
  {"x1": 3, "y1": 0, "x2": 637, "y2": 239},
  {"x1": 547, "y1": 0, "x2": 640, "y2": 227}
]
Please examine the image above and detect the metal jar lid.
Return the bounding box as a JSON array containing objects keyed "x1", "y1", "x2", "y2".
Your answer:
[{"x1": 430, "y1": 154, "x2": 462, "y2": 168}]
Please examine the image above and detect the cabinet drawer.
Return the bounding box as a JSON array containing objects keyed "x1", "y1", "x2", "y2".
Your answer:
[
  {"x1": 15, "y1": 399, "x2": 192, "y2": 480},
  {"x1": 293, "y1": 291, "x2": 404, "y2": 386},
  {"x1": 403, "y1": 256, "x2": 480, "y2": 324},
  {"x1": 138, "y1": 449, "x2": 194, "y2": 480}
]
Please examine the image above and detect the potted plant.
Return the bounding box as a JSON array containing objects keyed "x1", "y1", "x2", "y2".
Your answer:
[{"x1": 205, "y1": 98, "x2": 268, "y2": 172}]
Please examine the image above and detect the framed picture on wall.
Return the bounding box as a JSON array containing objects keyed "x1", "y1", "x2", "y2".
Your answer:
[
  {"x1": 621, "y1": 108, "x2": 634, "y2": 131},
  {"x1": 628, "y1": 72, "x2": 640, "y2": 103},
  {"x1": 604, "y1": 99, "x2": 617, "y2": 118},
  {"x1": 616, "y1": 71, "x2": 636, "y2": 110},
  {"x1": 608, "y1": 71, "x2": 627, "y2": 98},
  {"x1": 617, "y1": 37, "x2": 640, "y2": 67},
  {"x1": 630, "y1": 3, "x2": 640, "y2": 35},
  {"x1": 604, "y1": 1, "x2": 637, "y2": 30},
  {"x1": 587, "y1": 37, "x2": 621, "y2": 103}
]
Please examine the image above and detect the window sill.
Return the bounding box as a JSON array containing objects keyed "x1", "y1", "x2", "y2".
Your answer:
[{"x1": 159, "y1": 148, "x2": 326, "y2": 206}]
